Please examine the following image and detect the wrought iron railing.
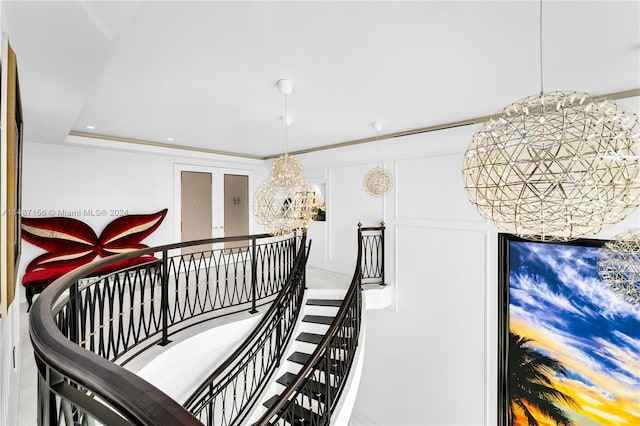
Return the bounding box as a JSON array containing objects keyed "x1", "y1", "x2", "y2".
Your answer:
[
  {"x1": 183, "y1": 240, "x2": 310, "y2": 425},
  {"x1": 254, "y1": 225, "x2": 366, "y2": 426},
  {"x1": 359, "y1": 221, "x2": 385, "y2": 285},
  {"x1": 30, "y1": 221, "x2": 380, "y2": 426},
  {"x1": 30, "y1": 233, "x2": 303, "y2": 426}
]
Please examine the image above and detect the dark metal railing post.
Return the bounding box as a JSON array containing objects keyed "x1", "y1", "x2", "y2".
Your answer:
[
  {"x1": 325, "y1": 350, "x2": 333, "y2": 418},
  {"x1": 302, "y1": 231, "x2": 309, "y2": 289},
  {"x1": 380, "y1": 220, "x2": 386, "y2": 286},
  {"x1": 357, "y1": 222, "x2": 363, "y2": 285},
  {"x1": 159, "y1": 249, "x2": 171, "y2": 346},
  {"x1": 250, "y1": 237, "x2": 258, "y2": 314},
  {"x1": 68, "y1": 281, "x2": 79, "y2": 345},
  {"x1": 275, "y1": 303, "x2": 283, "y2": 368}
]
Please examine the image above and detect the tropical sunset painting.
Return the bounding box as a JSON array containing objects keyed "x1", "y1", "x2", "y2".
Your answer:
[{"x1": 504, "y1": 237, "x2": 640, "y2": 426}]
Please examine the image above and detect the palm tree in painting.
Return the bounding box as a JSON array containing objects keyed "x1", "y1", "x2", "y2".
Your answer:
[{"x1": 509, "y1": 332, "x2": 576, "y2": 426}]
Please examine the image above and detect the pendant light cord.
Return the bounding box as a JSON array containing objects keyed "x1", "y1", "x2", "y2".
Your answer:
[
  {"x1": 539, "y1": 0, "x2": 544, "y2": 95},
  {"x1": 284, "y1": 92, "x2": 289, "y2": 155}
]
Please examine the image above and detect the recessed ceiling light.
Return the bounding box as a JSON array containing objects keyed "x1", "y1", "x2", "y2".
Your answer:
[
  {"x1": 167, "y1": 137, "x2": 174, "y2": 142},
  {"x1": 86, "y1": 125, "x2": 95, "y2": 130}
]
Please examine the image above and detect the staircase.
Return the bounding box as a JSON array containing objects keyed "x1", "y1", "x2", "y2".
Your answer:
[{"x1": 251, "y1": 289, "x2": 347, "y2": 424}]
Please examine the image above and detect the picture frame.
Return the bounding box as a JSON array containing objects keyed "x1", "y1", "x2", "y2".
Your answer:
[
  {"x1": 498, "y1": 233, "x2": 640, "y2": 425},
  {"x1": 1, "y1": 38, "x2": 23, "y2": 318}
]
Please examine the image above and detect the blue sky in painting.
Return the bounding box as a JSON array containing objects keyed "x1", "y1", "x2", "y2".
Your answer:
[{"x1": 509, "y1": 240, "x2": 640, "y2": 424}]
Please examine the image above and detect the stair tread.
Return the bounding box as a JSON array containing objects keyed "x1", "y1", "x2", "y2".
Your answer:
[
  {"x1": 302, "y1": 315, "x2": 335, "y2": 325},
  {"x1": 276, "y1": 372, "x2": 337, "y2": 400},
  {"x1": 296, "y1": 332, "x2": 324, "y2": 344},
  {"x1": 288, "y1": 351, "x2": 312, "y2": 365},
  {"x1": 306, "y1": 299, "x2": 343, "y2": 307},
  {"x1": 262, "y1": 396, "x2": 321, "y2": 425},
  {"x1": 263, "y1": 394, "x2": 282, "y2": 408},
  {"x1": 287, "y1": 352, "x2": 344, "y2": 375}
]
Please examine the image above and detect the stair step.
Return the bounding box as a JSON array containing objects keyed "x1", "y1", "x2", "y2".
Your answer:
[
  {"x1": 276, "y1": 373, "x2": 336, "y2": 402},
  {"x1": 296, "y1": 332, "x2": 324, "y2": 345},
  {"x1": 302, "y1": 315, "x2": 334, "y2": 325},
  {"x1": 288, "y1": 351, "x2": 312, "y2": 365},
  {"x1": 263, "y1": 395, "x2": 321, "y2": 425},
  {"x1": 306, "y1": 299, "x2": 343, "y2": 307},
  {"x1": 287, "y1": 352, "x2": 345, "y2": 381}
]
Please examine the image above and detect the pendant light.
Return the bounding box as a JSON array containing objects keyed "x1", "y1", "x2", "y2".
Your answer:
[
  {"x1": 271, "y1": 79, "x2": 304, "y2": 186},
  {"x1": 253, "y1": 79, "x2": 318, "y2": 236},
  {"x1": 462, "y1": 0, "x2": 640, "y2": 241},
  {"x1": 363, "y1": 121, "x2": 393, "y2": 197},
  {"x1": 598, "y1": 228, "x2": 640, "y2": 306}
]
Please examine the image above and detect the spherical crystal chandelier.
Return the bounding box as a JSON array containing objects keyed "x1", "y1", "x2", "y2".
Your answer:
[
  {"x1": 463, "y1": 0, "x2": 640, "y2": 242},
  {"x1": 254, "y1": 178, "x2": 318, "y2": 236},
  {"x1": 463, "y1": 92, "x2": 640, "y2": 242},
  {"x1": 363, "y1": 166, "x2": 392, "y2": 197},
  {"x1": 363, "y1": 121, "x2": 393, "y2": 197},
  {"x1": 597, "y1": 228, "x2": 640, "y2": 306},
  {"x1": 253, "y1": 78, "x2": 318, "y2": 236},
  {"x1": 272, "y1": 153, "x2": 303, "y2": 186}
]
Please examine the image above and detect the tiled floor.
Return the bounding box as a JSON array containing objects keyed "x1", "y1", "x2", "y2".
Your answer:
[{"x1": 15, "y1": 267, "x2": 349, "y2": 425}]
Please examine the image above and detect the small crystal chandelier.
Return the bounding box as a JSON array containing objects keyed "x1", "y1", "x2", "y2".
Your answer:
[
  {"x1": 597, "y1": 229, "x2": 640, "y2": 306},
  {"x1": 271, "y1": 79, "x2": 304, "y2": 186},
  {"x1": 462, "y1": 1, "x2": 640, "y2": 242},
  {"x1": 272, "y1": 153, "x2": 303, "y2": 186},
  {"x1": 363, "y1": 121, "x2": 393, "y2": 197},
  {"x1": 254, "y1": 178, "x2": 318, "y2": 236},
  {"x1": 253, "y1": 79, "x2": 317, "y2": 236}
]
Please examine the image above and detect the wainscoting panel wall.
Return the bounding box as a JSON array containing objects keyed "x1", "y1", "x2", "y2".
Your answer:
[
  {"x1": 355, "y1": 225, "x2": 488, "y2": 425},
  {"x1": 327, "y1": 163, "x2": 384, "y2": 273},
  {"x1": 298, "y1": 125, "x2": 495, "y2": 425},
  {"x1": 395, "y1": 154, "x2": 483, "y2": 223}
]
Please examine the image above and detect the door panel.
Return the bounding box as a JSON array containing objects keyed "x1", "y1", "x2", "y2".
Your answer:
[
  {"x1": 181, "y1": 171, "x2": 212, "y2": 254},
  {"x1": 224, "y1": 174, "x2": 249, "y2": 250}
]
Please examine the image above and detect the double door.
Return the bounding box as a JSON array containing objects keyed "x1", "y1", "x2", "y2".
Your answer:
[{"x1": 179, "y1": 167, "x2": 249, "y2": 252}]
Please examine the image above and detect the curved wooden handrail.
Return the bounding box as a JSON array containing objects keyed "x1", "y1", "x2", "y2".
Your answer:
[{"x1": 30, "y1": 232, "x2": 284, "y2": 426}]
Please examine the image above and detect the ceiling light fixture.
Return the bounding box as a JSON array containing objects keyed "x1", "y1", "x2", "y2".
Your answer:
[
  {"x1": 461, "y1": 1, "x2": 640, "y2": 241},
  {"x1": 86, "y1": 125, "x2": 95, "y2": 130},
  {"x1": 597, "y1": 229, "x2": 640, "y2": 306},
  {"x1": 363, "y1": 121, "x2": 393, "y2": 197},
  {"x1": 253, "y1": 79, "x2": 318, "y2": 236},
  {"x1": 271, "y1": 79, "x2": 304, "y2": 186}
]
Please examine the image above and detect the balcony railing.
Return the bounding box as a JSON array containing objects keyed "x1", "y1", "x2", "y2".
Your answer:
[
  {"x1": 30, "y1": 222, "x2": 384, "y2": 426},
  {"x1": 30, "y1": 233, "x2": 303, "y2": 426},
  {"x1": 359, "y1": 221, "x2": 385, "y2": 286}
]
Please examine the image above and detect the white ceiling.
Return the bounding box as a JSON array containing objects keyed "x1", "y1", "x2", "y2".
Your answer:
[{"x1": 2, "y1": 1, "x2": 639, "y2": 158}]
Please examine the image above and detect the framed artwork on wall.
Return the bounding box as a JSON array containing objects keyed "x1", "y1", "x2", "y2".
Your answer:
[
  {"x1": 1, "y1": 38, "x2": 23, "y2": 318},
  {"x1": 498, "y1": 234, "x2": 640, "y2": 426}
]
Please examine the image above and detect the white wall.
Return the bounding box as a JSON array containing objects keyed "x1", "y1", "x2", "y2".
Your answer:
[
  {"x1": 0, "y1": 302, "x2": 19, "y2": 426},
  {"x1": 18, "y1": 137, "x2": 269, "y2": 293},
  {"x1": 298, "y1": 125, "x2": 494, "y2": 425}
]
